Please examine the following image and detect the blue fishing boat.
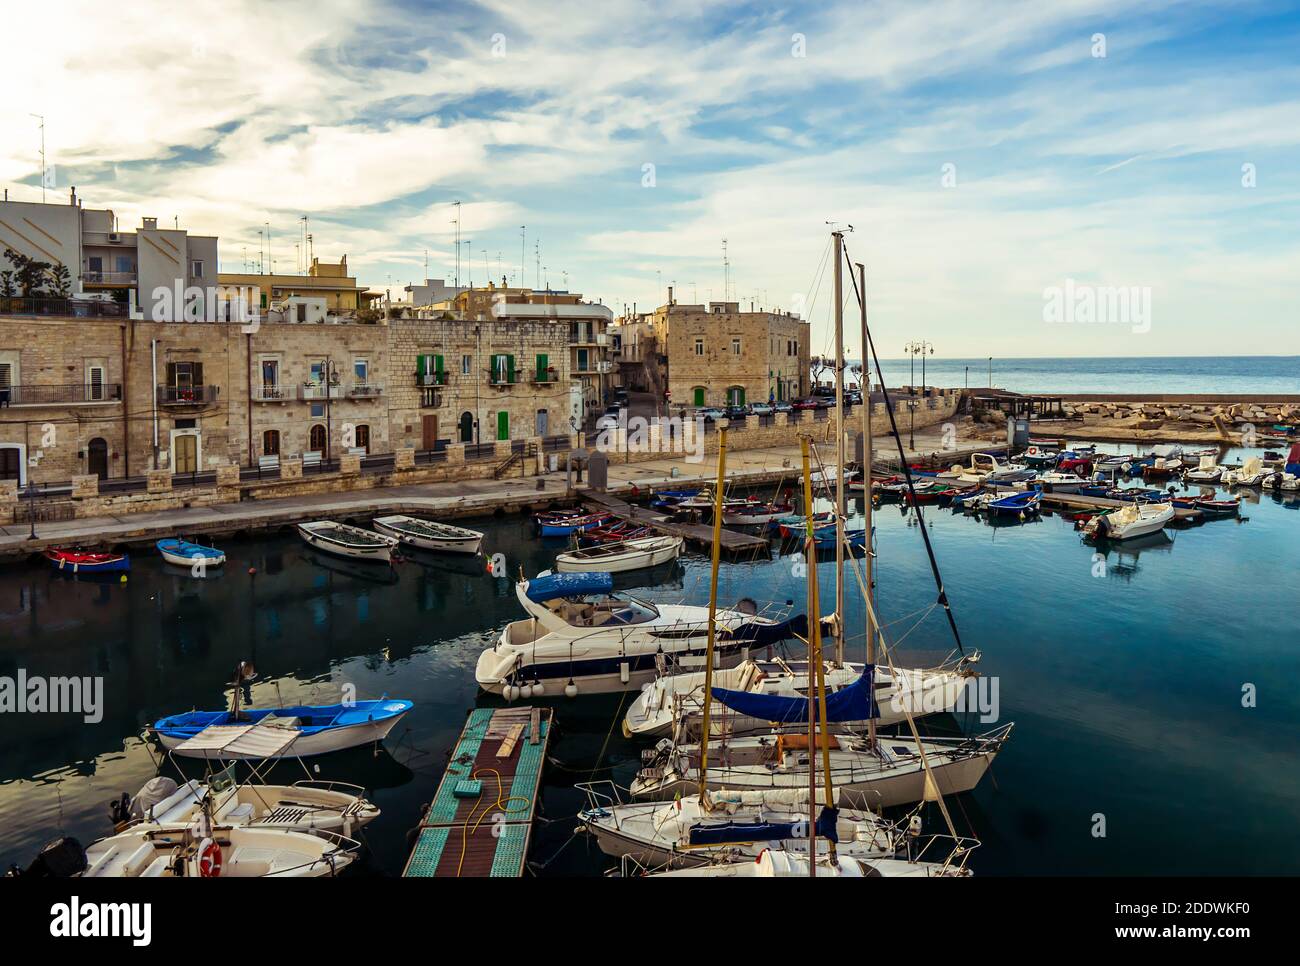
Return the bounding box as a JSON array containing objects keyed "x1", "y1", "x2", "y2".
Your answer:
[
  {"x1": 534, "y1": 510, "x2": 612, "y2": 537},
  {"x1": 156, "y1": 538, "x2": 226, "y2": 568},
  {"x1": 43, "y1": 548, "x2": 130, "y2": 574},
  {"x1": 152, "y1": 698, "x2": 414, "y2": 759},
  {"x1": 985, "y1": 490, "x2": 1041, "y2": 517},
  {"x1": 812, "y1": 527, "x2": 868, "y2": 550}
]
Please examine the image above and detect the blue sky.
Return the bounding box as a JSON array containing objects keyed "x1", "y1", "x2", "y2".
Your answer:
[{"x1": 4, "y1": 0, "x2": 1300, "y2": 358}]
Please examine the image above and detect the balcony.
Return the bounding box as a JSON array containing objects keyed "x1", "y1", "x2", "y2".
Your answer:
[
  {"x1": 415, "y1": 371, "x2": 448, "y2": 387},
  {"x1": 0, "y1": 383, "x2": 123, "y2": 406},
  {"x1": 252, "y1": 385, "x2": 296, "y2": 402},
  {"x1": 532, "y1": 370, "x2": 560, "y2": 384},
  {"x1": 83, "y1": 270, "x2": 137, "y2": 285},
  {"x1": 419, "y1": 387, "x2": 443, "y2": 408},
  {"x1": 345, "y1": 382, "x2": 383, "y2": 399},
  {"x1": 488, "y1": 370, "x2": 521, "y2": 387},
  {"x1": 157, "y1": 384, "x2": 220, "y2": 406},
  {"x1": 301, "y1": 382, "x2": 339, "y2": 400},
  {"x1": 0, "y1": 296, "x2": 128, "y2": 319}
]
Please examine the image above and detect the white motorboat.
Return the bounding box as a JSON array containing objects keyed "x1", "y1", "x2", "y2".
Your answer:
[
  {"x1": 373, "y1": 514, "x2": 483, "y2": 554},
  {"x1": 1035, "y1": 471, "x2": 1089, "y2": 492},
  {"x1": 1223, "y1": 457, "x2": 1268, "y2": 487},
  {"x1": 1083, "y1": 501, "x2": 1174, "y2": 540},
  {"x1": 577, "y1": 783, "x2": 900, "y2": 867},
  {"x1": 622, "y1": 654, "x2": 980, "y2": 741},
  {"x1": 939, "y1": 453, "x2": 1029, "y2": 485},
  {"x1": 81, "y1": 822, "x2": 357, "y2": 877},
  {"x1": 645, "y1": 847, "x2": 971, "y2": 878},
  {"x1": 474, "y1": 571, "x2": 805, "y2": 698},
  {"x1": 1183, "y1": 455, "x2": 1225, "y2": 484},
  {"x1": 629, "y1": 725, "x2": 1013, "y2": 809},
  {"x1": 297, "y1": 520, "x2": 398, "y2": 563},
  {"x1": 555, "y1": 535, "x2": 683, "y2": 573},
  {"x1": 123, "y1": 774, "x2": 380, "y2": 838}
]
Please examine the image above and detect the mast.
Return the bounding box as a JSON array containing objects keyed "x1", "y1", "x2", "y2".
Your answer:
[
  {"x1": 857, "y1": 260, "x2": 876, "y2": 750},
  {"x1": 832, "y1": 231, "x2": 845, "y2": 666},
  {"x1": 800, "y1": 435, "x2": 837, "y2": 874},
  {"x1": 696, "y1": 426, "x2": 728, "y2": 805}
]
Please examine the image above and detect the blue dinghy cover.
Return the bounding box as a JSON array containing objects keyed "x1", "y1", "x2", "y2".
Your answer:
[
  {"x1": 720, "y1": 613, "x2": 809, "y2": 645},
  {"x1": 687, "y1": 806, "x2": 840, "y2": 846},
  {"x1": 711, "y1": 664, "x2": 876, "y2": 723},
  {"x1": 525, "y1": 572, "x2": 614, "y2": 603}
]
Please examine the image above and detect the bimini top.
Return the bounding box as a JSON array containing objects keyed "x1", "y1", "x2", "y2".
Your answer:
[{"x1": 525, "y1": 572, "x2": 614, "y2": 603}]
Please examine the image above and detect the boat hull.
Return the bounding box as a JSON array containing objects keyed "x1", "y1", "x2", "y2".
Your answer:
[
  {"x1": 297, "y1": 524, "x2": 394, "y2": 563},
  {"x1": 554, "y1": 537, "x2": 682, "y2": 574},
  {"x1": 373, "y1": 517, "x2": 482, "y2": 554}
]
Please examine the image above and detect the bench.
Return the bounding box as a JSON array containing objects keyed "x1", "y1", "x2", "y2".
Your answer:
[
  {"x1": 258, "y1": 455, "x2": 280, "y2": 476},
  {"x1": 303, "y1": 451, "x2": 322, "y2": 471}
]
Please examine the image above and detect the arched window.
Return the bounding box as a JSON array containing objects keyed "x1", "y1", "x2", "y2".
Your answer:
[
  {"x1": 262, "y1": 429, "x2": 280, "y2": 456},
  {"x1": 309, "y1": 424, "x2": 327, "y2": 452},
  {"x1": 355, "y1": 424, "x2": 370, "y2": 453},
  {"x1": 458, "y1": 411, "x2": 474, "y2": 443}
]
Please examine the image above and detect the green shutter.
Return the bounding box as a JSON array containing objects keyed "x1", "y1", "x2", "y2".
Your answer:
[
  {"x1": 497, "y1": 411, "x2": 509, "y2": 440},
  {"x1": 507, "y1": 355, "x2": 516, "y2": 383},
  {"x1": 536, "y1": 353, "x2": 548, "y2": 379},
  {"x1": 693, "y1": 386, "x2": 705, "y2": 406}
]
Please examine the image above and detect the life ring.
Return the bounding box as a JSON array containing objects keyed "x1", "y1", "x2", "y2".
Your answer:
[{"x1": 197, "y1": 837, "x2": 223, "y2": 878}]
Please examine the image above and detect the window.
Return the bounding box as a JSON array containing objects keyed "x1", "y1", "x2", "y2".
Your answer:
[
  {"x1": 296, "y1": 302, "x2": 307, "y2": 322},
  {"x1": 192, "y1": 260, "x2": 204, "y2": 278},
  {"x1": 261, "y1": 359, "x2": 279, "y2": 392},
  {"x1": 115, "y1": 255, "x2": 132, "y2": 274},
  {"x1": 309, "y1": 424, "x2": 327, "y2": 451},
  {"x1": 263, "y1": 430, "x2": 280, "y2": 456},
  {"x1": 0, "y1": 361, "x2": 12, "y2": 406},
  {"x1": 87, "y1": 365, "x2": 106, "y2": 401},
  {"x1": 88, "y1": 256, "x2": 103, "y2": 274},
  {"x1": 694, "y1": 339, "x2": 704, "y2": 356},
  {"x1": 311, "y1": 403, "x2": 324, "y2": 418},
  {"x1": 354, "y1": 359, "x2": 369, "y2": 384},
  {"x1": 731, "y1": 338, "x2": 741, "y2": 355},
  {"x1": 461, "y1": 354, "x2": 472, "y2": 375},
  {"x1": 491, "y1": 354, "x2": 514, "y2": 383}
]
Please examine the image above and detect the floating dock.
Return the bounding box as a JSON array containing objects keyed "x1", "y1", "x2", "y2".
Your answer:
[
  {"x1": 579, "y1": 490, "x2": 771, "y2": 555},
  {"x1": 403, "y1": 706, "x2": 552, "y2": 878}
]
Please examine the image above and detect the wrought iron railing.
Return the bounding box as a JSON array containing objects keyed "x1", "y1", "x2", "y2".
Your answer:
[
  {"x1": 0, "y1": 383, "x2": 123, "y2": 405},
  {"x1": 0, "y1": 296, "x2": 128, "y2": 318},
  {"x1": 156, "y1": 384, "x2": 220, "y2": 405}
]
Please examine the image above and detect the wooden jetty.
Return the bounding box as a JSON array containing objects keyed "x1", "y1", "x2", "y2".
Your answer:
[
  {"x1": 579, "y1": 489, "x2": 771, "y2": 555},
  {"x1": 403, "y1": 706, "x2": 552, "y2": 878}
]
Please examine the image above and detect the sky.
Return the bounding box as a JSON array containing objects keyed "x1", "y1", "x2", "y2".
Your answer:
[{"x1": 4, "y1": 0, "x2": 1299, "y2": 359}]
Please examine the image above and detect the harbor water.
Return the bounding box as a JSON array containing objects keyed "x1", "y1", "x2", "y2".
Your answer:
[{"x1": 1, "y1": 452, "x2": 1298, "y2": 875}]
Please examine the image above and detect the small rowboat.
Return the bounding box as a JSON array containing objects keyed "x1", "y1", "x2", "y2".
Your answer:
[
  {"x1": 373, "y1": 515, "x2": 483, "y2": 554},
  {"x1": 297, "y1": 521, "x2": 398, "y2": 563},
  {"x1": 723, "y1": 501, "x2": 794, "y2": 526},
  {"x1": 152, "y1": 698, "x2": 415, "y2": 759},
  {"x1": 812, "y1": 527, "x2": 868, "y2": 550},
  {"x1": 43, "y1": 548, "x2": 130, "y2": 574},
  {"x1": 555, "y1": 535, "x2": 684, "y2": 573},
  {"x1": 157, "y1": 538, "x2": 226, "y2": 569},
  {"x1": 1193, "y1": 498, "x2": 1240, "y2": 517},
  {"x1": 534, "y1": 510, "x2": 612, "y2": 537},
  {"x1": 580, "y1": 522, "x2": 655, "y2": 546},
  {"x1": 985, "y1": 490, "x2": 1041, "y2": 517}
]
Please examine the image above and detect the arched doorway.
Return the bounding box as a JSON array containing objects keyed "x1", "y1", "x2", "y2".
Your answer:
[
  {"x1": 458, "y1": 411, "x2": 474, "y2": 443},
  {"x1": 87, "y1": 437, "x2": 109, "y2": 479},
  {"x1": 309, "y1": 424, "x2": 327, "y2": 452}
]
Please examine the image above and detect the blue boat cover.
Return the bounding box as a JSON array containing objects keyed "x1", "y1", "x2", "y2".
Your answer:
[
  {"x1": 687, "y1": 806, "x2": 840, "y2": 846},
  {"x1": 720, "y1": 614, "x2": 808, "y2": 645},
  {"x1": 524, "y1": 572, "x2": 614, "y2": 602},
  {"x1": 711, "y1": 664, "x2": 875, "y2": 723}
]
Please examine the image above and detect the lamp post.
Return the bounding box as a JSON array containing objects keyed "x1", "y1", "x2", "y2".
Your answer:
[
  {"x1": 903, "y1": 340, "x2": 934, "y2": 450},
  {"x1": 27, "y1": 477, "x2": 38, "y2": 540}
]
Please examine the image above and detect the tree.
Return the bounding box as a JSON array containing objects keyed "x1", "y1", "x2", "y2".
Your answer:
[
  {"x1": 2, "y1": 247, "x2": 51, "y2": 298},
  {"x1": 0, "y1": 270, "x2": 14, "y2": 298},
  {"x1": 47, "y1": 264, "x2": 72, "y2": 298}
]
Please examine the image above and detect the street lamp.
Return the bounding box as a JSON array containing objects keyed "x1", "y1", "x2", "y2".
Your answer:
[
  {"x1": 903, "y1": 341, "x2": 934, "y2": 450},
  {"x1": 27, "y1": 476, "x2": 38, "y2": 540}
]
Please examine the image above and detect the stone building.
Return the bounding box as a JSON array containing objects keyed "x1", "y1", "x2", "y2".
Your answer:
[
  {"x1": 652, "y1": 297, "x2": 810, "y2": 408},
  {"x1": 218, "y1": 255, "x2": 375, "y2": 316}
]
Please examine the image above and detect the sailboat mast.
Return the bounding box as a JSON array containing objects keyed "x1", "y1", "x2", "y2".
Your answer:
[
  {"x1": 857, "y1": 260, "x2": 876, "y2": 750},
  {"x1": 800, "y1": 434, "x2": 838, "y2": 872},
  {"x1": 832, "y1": 231, "x2": 845, "y2": 666},
  {"x1": 696, "y1": 426, "x2": 728, "y2": 804}
]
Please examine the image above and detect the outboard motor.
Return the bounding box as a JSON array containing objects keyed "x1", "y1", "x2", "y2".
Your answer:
[
  {"x1": 109, "y1": 792, "x2": 132, "y2": 828},
  {"x1": 5, "y1": 837, "x2": 87, "y2": 877}
]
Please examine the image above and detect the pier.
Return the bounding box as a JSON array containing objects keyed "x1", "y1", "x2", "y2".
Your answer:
[
  {"x1": 403, "y1": 706, "x2": 552, "y2": 878},
  {"x1": 579, "y1": 490, "x2": 772, "y2": 555}
]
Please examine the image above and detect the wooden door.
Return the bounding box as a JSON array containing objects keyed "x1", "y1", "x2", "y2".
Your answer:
[
  {"x1": 422, "y1": 415, "x2": 439, "y2": 450},
  {"x1": 174, "y1": 434, "x2": 198, "y2": 473},
  {"x1": 87, "y1": 438, "x2": 109, "y2": 478}
]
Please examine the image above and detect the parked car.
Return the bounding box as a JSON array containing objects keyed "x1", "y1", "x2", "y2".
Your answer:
[
  {"x1": 749, "y1": 402, "x2": 775, "y2": 416},
  {"x1": 773, "y1": 400, "x2": 794, "y2": 413},
  {"x1": 792, "y1": 397, "x2": 821, "y2": 410},
  {"x1": 724, "y1": 405, "x2": 750, "y2": 421},
  {"x1": 696, "y1": 407, "x2": 727, "y2": 422},
  {"x1": 845, "y1": 389, "x2": 862, "y2": 405}
]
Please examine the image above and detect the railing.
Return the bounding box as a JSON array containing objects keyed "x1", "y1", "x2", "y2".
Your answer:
[
  {"x1": 0, "y1": 383, "x2": 123, "y2": 405},
  {"x1": 346, "y1": 383, "x2": 383, "y2": 399},
  {"x1": 419, "y1": 387, "x2": 442, "y2": 408},
  {"x1": 0, "y1": 296, "x2": 128, "y2": 318},
  {"x1": 415, "y1": 372, "x2": 448, "y2": 386},
  {"x1": 532, "y1": 371, "x2": 560, "y2": 384},
  {"x1": 83, "y1": 270, "x2": 137, "y2": 285},
  {"x1": 252, "y1": 385, "x2": 296, "y2": 402},
  {"x1": 487, "y1": 371, "x2": 520, "y2": 386},
  {"x1": 156, "y1": 384, "x2": 220, "y2": 405}
]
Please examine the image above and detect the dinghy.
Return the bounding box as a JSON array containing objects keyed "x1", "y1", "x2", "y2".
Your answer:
[
  {"x1": 1223, "y1": 457, "x2": 1268, "y2": 487},
  {"x1": 474, "y1": 571, "x2": 805, "y2": 697},
  {"x1": 534, "y1": 509, "x2": 612, "y2": 536},
  {"x1": 297, "y1": 520, "x2": 398, "y2": 563},
  {"x1": 1083, "y1": 501, "x2": 1174, "y2": 540},
  {"x1": 984, "y1": 490, "x2": 1041, "y2": 517},
  {"x1": 373, "y1": 514, "x2": 483, "y2": 554},
  {"x1": 1193, "y1": 497, "x2": 1240, "y2": 517},
  {"x1": 81, "y1": 822, "x2": 356, "y2": 877},
  {"x1": 555, "y1": 535, "x2": 683, "y2": 573},
  {"x1": 156, "y1": 538, "x2": 226, "y2": 569},
  {"x1": 722, "y1": 500, "x2": 794, "y2": 525},
  {"x1": 152, "y1": 698, "x2": 414, "y2": 758},
  {"x1": 1184, "y1": 455, "x2": 1225, "y2": 484},
  {"x1": 1035, "y1": 471, "x2": 1089, "y2": 493},
  {"x1": 43, "y1": 548, "x2": 129, "y2": 574}
]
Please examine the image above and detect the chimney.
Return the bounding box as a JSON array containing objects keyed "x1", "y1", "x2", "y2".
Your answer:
[
  {"x1": 70, "y1": 186, "x2": 77, "y2": 206},
  {"x1": 667, "y1": 285, "x2": 673, "y2": 306}
]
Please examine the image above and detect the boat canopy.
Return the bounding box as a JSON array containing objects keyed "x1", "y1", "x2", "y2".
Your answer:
[
  {"x1": 174, "y1": 723, "x2": 299, "y2": 759},
  {"x1": 711, "y1": 663, "x2": 876, "y2": 723},
  {"x1": 524, "y1": 572, "x2": 614, "y2": 603}
]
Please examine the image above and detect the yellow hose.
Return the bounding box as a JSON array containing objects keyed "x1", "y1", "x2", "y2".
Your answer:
[{"x1": 455, "y1": 767, "x2": 532, "y2": 877}]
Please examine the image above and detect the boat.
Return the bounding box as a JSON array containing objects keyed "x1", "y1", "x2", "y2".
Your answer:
[
  {"x1": 939, "y1": 452, "x2": 1013, "y2": 484},
  {"x1": 297, "y1": 520, "x2": 398, "y2": 563},
  {"x1": 43, "y1": 548, "x2": 130, "y2": 574},
  {"x1": 373, "y1": 514, "x2": 483, "y2": 554},
  {"x1": 1193, "y1": 498, "x2": 1240, "y2": 517},
  {"x1": 813, "y1": 526, "x2": 867, "y2": 550},
  {"x1": 643, "y1": 848, "x2": 972, "y2": 878},
  {"x1": 156, "y1": 538, "x2": 226, "y2": 569},
  {"x1": 622, "y1": 654, "x2": 980, "y2": 741},
  {"x1": 1223, "y1": 457, "x2": 1268, "y2": 487},
  {"x1": 1108, "y1": 486, "x2": 1172, "y2": 503},
  {"x1": 1184, "y1": 455, "x2": 1225, "y2": 484},
  {"x1": 120, "y1": 772, "x2": 379, "y2": 838},
  {"x1": 152, "y1": 698, "x2": 414, "y2": 758},
  {"x1": 577, "y1": 783, "x2": 903, "y2": 868},
  {"x1": 629, "y1": 724, "x2": 1014, "y2": 808},
  {"x1": 772, "y1": 511, "x2": 834, "y2": 534},
  {"x1": 1019, "y1": 445, "x2": 1059, "y2": 468},
  {"x1": 1142, "y1": 457, "x2": 1184, "y2": 480},
  {"x1": 1083, "y1": 501, "x2": 1174, "y2": 540},
  {"x1": 1263, "y1": 470, "x2": 1300, "y2": 491},
  {"x1": 1035, "y1": 471, "x2": 1089, "y2": 493},
  {"x1": 474, "y1": 571, "x2": 805, "y2": 697},
  {"x1": 579, "y1": 522, "x2": 655, "y2": 545},
  {"x1": 903, "y1": 482, "x2": 969, "y2": 505},
  {"x1": 722, "y1": 499, "x2": 794, "y2": 526},
  {"x1": 984, "y1": 490, "x2": 1041, "y2": 517},
  {"x1": 554, "y1": 535, "x2": 683, "y2": 573},
  {"x1": 534, "y1": 509, "x2": 612, "y2": 537},
  {"x1": 80, "y1": 822, "x2": 357, "y2": 877}
]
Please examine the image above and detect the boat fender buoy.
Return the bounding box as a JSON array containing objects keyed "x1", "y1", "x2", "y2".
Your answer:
[
  {"x1": 504, "y1": 685, "x2": 518, "y2": 702},
  {"x1": 519, "y1": 684, "x2": 533, "y2": 700},
  {"x1": 531, "y1": 681, "x2": 545, "y2": 697},
  {"x1": 909, "y1": 814, "x2": 923, "y2": 838},
  {"x1": 120, "y1": 575, "x2": 128, "y2": 583},
  {"x1": 197, "y1": 838, "x2": 222, "y2": 878}
]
